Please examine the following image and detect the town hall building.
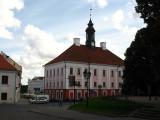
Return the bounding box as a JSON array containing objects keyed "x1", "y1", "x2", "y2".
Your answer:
[{"x1": 44, "y1": 19, "x2": 124, "y2": 100}]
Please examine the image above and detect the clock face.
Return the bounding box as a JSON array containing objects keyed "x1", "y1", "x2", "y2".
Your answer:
[{"x1": 91, "y1": 42, "x2": 94, "y2": 46}]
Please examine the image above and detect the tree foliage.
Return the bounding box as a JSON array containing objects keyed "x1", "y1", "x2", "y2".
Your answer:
[
  {"x1": 122, "y1": 0, "x2": 160, "y2": 95},
  {"x1": 21, "y1": 85, "x2": 28, "y2": 93},
  {"x1": 135, "y1": 0, "x2": 160, "y2": 25}
]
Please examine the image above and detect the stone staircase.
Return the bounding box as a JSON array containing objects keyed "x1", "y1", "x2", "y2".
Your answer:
[{"x1": 131, "y1": 102, "x2": 160, "y2": 120}]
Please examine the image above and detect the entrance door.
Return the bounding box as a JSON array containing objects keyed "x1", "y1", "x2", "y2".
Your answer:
[
  {"x1": 60, "y1": 92, "x2": 63, "y2": 98},
  {"x1": 78, "y1": 92, "x2": 81, "y2": 99},
  {"x1": 70, "y1": 92, "x2": 73, "y2": 99},
  {"x1": 56, "y1": 92, "x2": 59, "y2": 99}
]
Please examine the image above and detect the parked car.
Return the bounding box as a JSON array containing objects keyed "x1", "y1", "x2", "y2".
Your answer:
[
  {"x1": 36, "y1": 95, "x2": 49, "y2": 101},
  {"x1": 29, "y1": 97, "x2": 48, "y2": 104}
]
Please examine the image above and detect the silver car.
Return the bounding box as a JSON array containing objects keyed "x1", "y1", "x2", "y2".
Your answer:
[{"x1": 29, "y1": 97, "x2": 48, "y2": 104}]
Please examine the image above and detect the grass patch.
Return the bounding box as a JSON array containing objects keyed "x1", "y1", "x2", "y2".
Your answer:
[{"x1": 69, "y1": 97, "x2": 144, "y2": 115}]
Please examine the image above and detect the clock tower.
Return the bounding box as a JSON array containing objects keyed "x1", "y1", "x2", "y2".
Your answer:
[{"x1": 85, "y1": 18, "x2": 96, "y2": 49}]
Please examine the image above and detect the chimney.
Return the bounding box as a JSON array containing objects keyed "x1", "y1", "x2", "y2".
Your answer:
[
  {"x1": 74, "y1": 38, "x2": 80, "y2": 46},
  {"x1": 100, "y1": 42, "x2": 106, "y2": 50}
]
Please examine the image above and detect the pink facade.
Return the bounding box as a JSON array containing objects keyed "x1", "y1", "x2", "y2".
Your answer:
[
  {"x1": 44, "y1": 19, "x2": 124, "y2": 100},
  {"x1": 44, "y1": 63, "x2": 123, "y2": 100}
]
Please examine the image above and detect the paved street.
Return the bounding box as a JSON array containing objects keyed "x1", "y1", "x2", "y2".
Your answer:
[
  {"x1": 0, "y1": 104, "x2": 68, "y2": 120},
  {"x1": 0, "y1": 98, "x2": 145, "y2": 120}
]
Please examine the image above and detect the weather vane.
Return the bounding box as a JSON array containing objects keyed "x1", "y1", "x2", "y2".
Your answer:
[{"x1": 90, "y1": 7, "x2": 92, "y2": 18}]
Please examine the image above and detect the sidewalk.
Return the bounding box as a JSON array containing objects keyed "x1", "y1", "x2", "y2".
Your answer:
[{"x1": 29, "y1": 102, "x2": 144, "y2": 120}]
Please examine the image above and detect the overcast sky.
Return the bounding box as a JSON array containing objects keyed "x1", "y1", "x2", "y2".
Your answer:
[{"x1": 0, "y1": 0, "x2": 145, "y2": 85}]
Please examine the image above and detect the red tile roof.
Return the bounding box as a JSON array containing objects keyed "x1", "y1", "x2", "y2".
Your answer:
[
  {"x1": 45, "y1": 45, "x2": 124, "y2": 66},
  {"x1": 0, "y1": 54, "x2": 17, "y2": 70}
]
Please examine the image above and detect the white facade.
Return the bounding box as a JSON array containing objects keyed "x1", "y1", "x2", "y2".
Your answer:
[
  {"x1": 0, "y1": 70, "x2": 21, "y2": 103},
  {"x1": 28, "y1": 77, "x2": 44, "y2": 94}
]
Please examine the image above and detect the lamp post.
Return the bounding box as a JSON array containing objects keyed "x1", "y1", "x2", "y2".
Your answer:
[
  {"x1": 68, "y1": 75, "x2": 81, "y2": 106},
  {"x1": 98, "y1": 85, "x2": 102, "y2": 97},
  {"x1": 83, "y1": 69, "x2": 91, "y2": 108}
]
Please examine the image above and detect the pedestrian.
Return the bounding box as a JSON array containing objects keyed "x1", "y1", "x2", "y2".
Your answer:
[{"x1": 58, "y1": 98, "x2": 62, "y2": 107}]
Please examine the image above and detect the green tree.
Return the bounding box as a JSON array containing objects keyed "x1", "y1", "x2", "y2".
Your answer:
[
  {"x1": 123, "y1": 28, "x2": 154, "y2": 95},
  {"x1": 123, "y1": 0, "x2": 160, "y2": 95},
  {"x1": 135, "y1": 0, "x2": 160, "y2": 25},
  {"x1": 21, "y1": 85, "x2": 28, "y2": 93}
]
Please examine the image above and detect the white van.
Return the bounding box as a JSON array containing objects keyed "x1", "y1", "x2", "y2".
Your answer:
[
  {"x1": 29, "y1": 97, "x2": 48, "y2": 104},
  {"x1": 36, "y1": 95, "x2": 49, "y2": 101}
]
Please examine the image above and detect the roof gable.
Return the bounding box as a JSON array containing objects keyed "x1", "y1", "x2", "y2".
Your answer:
[
  {"x1": 0, "y1": 55, "x2": 17, "y2": 70},
  {"x1": 45, "y1": 45, "x2": 124, "y2": 66}
]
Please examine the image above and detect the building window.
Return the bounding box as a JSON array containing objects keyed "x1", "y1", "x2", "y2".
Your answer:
[
  {"x1": 85, "y1": 82, "x2": 87, "y2": 87},
  {"x1": 53, "y1": 82, "x2": 55, "y2": 87},
  {"x1": 94, "y1": 69, "x2": 97, "y2": 76},
  {"x1": 111, "y1": 82, "x2": 114, "y2": 87},
  {"x1": 77, "y1": 68, "x2": 80, "y2": 75},
  {"x1": 57, "y1": 69, "x2": 59, "y2": 76},
  {"x1": 103, "y1": 82, "x2": 106, "y2": 87},
  {"x1": 70, "y1": 68, "x2": 73, "y2": 75},
  {"x1": 103, "y1": 70, "x2": 105, "y2": 76},
  {"x1": 47, "y1": 71, "x2": 48, "y2": 77},
  {"x1": 1, "y1": 93, "x2": 7, "y2": 100},
  {"x1": 57, "y1": 82, "x2": 59, "y2": 87},
  {"x1": 53, "y1": 69, "x2": 55, "y2": 76},
  {"x1": 61, "y1": 68, "x2": 63, "y2": 75},
  {"x1": 50, "y1": 82, "x2": 52, "y2": 87},
  {"x1": 50, "y1": 70, "x2": 52, "y2": 77},
  {"x1": 61, "y1": 81, "x2": 63, "y2": 87},
  {"x1": 119, "y1": 71, "x2": 121, "y2": 77},
  {"x1": 2, "y1": 76, "x2": 8, "y2": 84},
  {"x1": 94, "y1": 82, "x2": 97, "y2": 87},
  {"x1": 111, "y1": 70, "x2": 114, "y2": 77},
  {"x1": 77, "y1": 81, "x2": 80, "y2": 86}
]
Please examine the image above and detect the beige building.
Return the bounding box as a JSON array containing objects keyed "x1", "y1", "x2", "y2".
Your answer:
[
  {"x1": 28, "y1": 77, "x2": 44, "y2": 94},
  {"x1": 0, "y1": 52, "x2": 22, "y2": 103},
  {"x1": 1, "y1": 51, "x2": 22, "y2": 75}
]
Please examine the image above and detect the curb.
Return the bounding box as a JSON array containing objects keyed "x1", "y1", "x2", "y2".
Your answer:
[{"x1": 68, "y1": 108, "x2": 128, "y2": 118}]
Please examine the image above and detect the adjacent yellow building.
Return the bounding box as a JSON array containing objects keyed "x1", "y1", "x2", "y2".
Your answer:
[{"x1": 0, "y1": 51, "x2": 22, "y2": 103}]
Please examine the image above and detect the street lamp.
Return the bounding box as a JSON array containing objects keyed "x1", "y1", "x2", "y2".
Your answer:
[
  {"x1": 98, "y1": 84, "x2": 102, "y2": 97},
  {"x1": 68, "y1": 75, "x2": 81, "y2": 106},
  {"x1": 83, "y1": 69, "x2": 91, "y2": 108}
]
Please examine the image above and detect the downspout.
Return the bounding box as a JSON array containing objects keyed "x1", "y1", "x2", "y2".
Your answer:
[
  {"x1": 14, "y1": 71, "x2": 18, "y2": 103},
  {"x1": 64, "y1": 61, "x2": 66, "y2": 99}
]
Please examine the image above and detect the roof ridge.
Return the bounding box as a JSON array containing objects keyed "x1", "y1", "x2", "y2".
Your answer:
[
  {"x1": 44, "y1": 45, "x2": 124, "y2": 66},
  {"x1": 64, "y1": 44, "x2": 74, "y2": 61}
]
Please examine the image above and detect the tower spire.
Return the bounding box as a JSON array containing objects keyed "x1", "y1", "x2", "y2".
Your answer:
[{"x1": 85, "y1": 8, "x2": 96, "y2": 50}]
